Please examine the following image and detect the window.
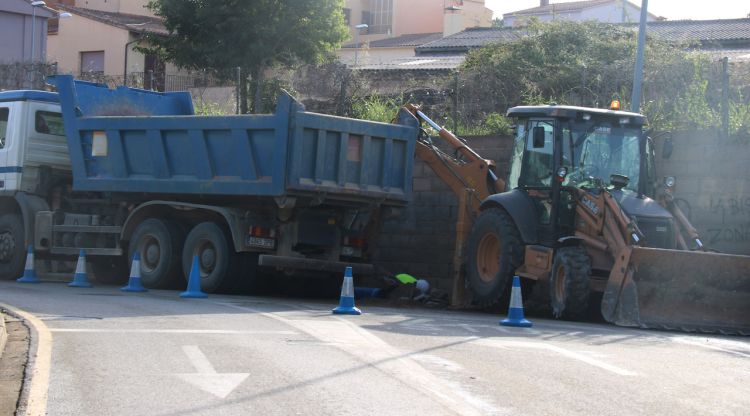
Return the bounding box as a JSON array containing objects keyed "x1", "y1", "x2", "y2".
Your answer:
[
  {"x1": 367, "y1": 0, "x2": 392, "y2": 34},
  {"x1": 80, "y1": 51, "x2": 104, "y2": 74},
  {"x1": 361, "y1": 11, "x2": 371, "y2": 27},
  {"x1": 519, "y1": 120, "x2": 554, "y2": 187},
  {"x1": 35, "y1": 111, "x2": 65, "y2": 136},
  {"x1": 343, "y1": 8, "x2": 351, "y2": 25},
  {"x1": 0, "y1": 108, "x2": 8, "y2": 149}
]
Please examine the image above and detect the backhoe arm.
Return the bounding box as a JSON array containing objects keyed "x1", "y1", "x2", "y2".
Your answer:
[{"x1": 398, "y1": 104, "x2": 505, "y2": 305}]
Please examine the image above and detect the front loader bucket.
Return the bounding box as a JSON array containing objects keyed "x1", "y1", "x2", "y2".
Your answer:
[{"x1": 601, "y1": 247, "x2": 750, "y2": 335}]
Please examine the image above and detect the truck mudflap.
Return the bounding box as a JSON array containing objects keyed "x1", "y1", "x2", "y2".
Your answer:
[{"x1": 601, "y1": 247, "x2": 750, "y2": 335}]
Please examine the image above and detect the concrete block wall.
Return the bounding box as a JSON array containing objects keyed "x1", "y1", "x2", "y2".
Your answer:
[
  {"x1": 655, "y1": 131, "x2": 750, "y2": 255},
  {"x1": 371, "y1": 135, "x2": 514, "y2": 291}
]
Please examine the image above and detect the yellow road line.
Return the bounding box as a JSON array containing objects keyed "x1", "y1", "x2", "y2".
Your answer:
[{"x1": 0, "y1": 303, "x2": 52, "y2": 416}]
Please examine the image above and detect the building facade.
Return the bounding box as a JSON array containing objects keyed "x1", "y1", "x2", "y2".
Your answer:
[
  {"x1": 0, "y1": 0, "x2": 55, "y2": 64},
  {"x1": 503, "y1": 0, "x2": 659, "y2": 27}
]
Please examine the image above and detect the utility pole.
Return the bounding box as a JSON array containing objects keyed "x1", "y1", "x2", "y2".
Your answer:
[{"x1": 630, "y1": 0, "x2": 648, "y2": 113}]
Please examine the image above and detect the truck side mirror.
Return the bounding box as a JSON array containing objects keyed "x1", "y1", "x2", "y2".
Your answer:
[
  {"x1": 532, "y1": 126, "x2": 546, "y2": 148},
  {"x1": 662, "y1": 136, "x2": 673, "y2": 160}
]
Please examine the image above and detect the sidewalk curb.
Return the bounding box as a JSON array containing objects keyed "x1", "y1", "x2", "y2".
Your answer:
[{"x1": 0, "y1": 309, "x2": 7, "y2": 360}]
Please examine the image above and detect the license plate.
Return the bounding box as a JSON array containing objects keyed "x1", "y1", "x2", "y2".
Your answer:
[
  {"x1": 341, "y1": 246, "x2": 362, "y2": 257},
  {"x1": 246, "y1": 236, "x2": 275, "y2": 249}
]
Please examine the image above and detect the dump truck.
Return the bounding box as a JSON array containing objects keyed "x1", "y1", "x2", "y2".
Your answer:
[
  {"x1": 398, "y1": 102, "x2": 750, "y2": 335},
  {"x1": 0, "y1": 75, "x2": 418, "y2": 291}
]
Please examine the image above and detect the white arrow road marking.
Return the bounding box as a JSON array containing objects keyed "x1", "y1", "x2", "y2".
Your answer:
[
  {"x1": 175, "y1": 345, "x2": 250, "y2": 399},
  {"x1": 219, "y1": 302, "x2": 506, "y2": 416}
]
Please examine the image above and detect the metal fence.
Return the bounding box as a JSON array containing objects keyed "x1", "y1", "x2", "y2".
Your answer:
[{"x1": 0, "y1": 63, "x2": 233, "y2": 93}]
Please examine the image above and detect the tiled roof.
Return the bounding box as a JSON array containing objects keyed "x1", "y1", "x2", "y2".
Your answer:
[
  {"x1": 343, "y1": 32, "x2": 443, "y2": 49},
  {"x1": 641, "y1": 19, "x2": 750, "y2": 43},
  {"x1": 505, "y1": 0, "x2": 613, "y2": 17},
  {"x1": 416, "y1": 18, "x2": 750, "y2": 54},
  {"x1": 357, "y1": 55, "x2": 465, "y2": 71},
  {"x1": 416, "y1": 27, "x2": 529, "y2": 54},
  {"x1": 57, "y1": 4, "x2": 167, "y2": 35}
]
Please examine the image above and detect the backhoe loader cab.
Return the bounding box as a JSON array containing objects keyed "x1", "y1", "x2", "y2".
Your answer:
[
  {"x1": 503, "y1": 105, "x2": 674, "y2": 248},
  {"x1": 465, "y1": 105, "x2": 676, "y2": 313},
  {"x1": 402, "y1": 102, "x2": 749, "y2": 334}
]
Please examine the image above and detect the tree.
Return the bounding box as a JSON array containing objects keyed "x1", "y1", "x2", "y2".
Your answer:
[
  {"x1": 460, "y1": 20, "x2": 723, "y2": 131},
  {"x1": 144, "y1": 0, "x2": 348, "y2": 113}
]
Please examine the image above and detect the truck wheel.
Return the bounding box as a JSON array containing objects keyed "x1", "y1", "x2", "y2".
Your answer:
[
  {"x1": 182, "y1": 222, "x2": 237, "y2": 293},
  {"x1": 129, "y1": 219, "x2": 184, "y2": 289},
  {"x1": 464, "y1": 208, "x2": 523, "y2": 307},
  {"x1": 549, "y1": 246, "x2": 591, "y2": 320},
  {"x1": 0, "y1": 213, "x2": 26, "y2": 280},
  {"x1": 90, "y1": 257, "x2": 128, "y2": 285}
]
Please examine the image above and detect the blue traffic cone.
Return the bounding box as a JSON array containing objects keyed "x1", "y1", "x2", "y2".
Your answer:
[
  {"x1": 68, "y1": 249, "x2": 93, "y2": 288},
  {"x1": 180, "y1": 255, "x2": 207, "y2": 298},
  {"x1": 121, "y1": 252, "x2": 147, "y2": 292},
  {"x1": 17, "y1": 245, "x2": 40, "y2": 283},
  {"x1": 500, "y1": 276, "x2": 532, "y2": 327},
  {"x1": 332, "y1": 266, "x2": 361, "y2": 315}
]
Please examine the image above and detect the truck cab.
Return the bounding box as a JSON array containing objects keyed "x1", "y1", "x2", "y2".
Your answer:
[
  {"x1": 0, "y1": 91, "x2": 74, "y2": 280},
  {"x1": 0, "y1": 91, "x2": 70, "y2": 196}
]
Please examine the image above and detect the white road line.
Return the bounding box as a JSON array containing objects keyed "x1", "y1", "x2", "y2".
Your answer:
[
  {"x1": 671, "y1": 336, "x2": 750, "y2": 358},
  {"x1": 49, "y1": 328, "x2": 297, "y2": 335},
  {"x1": 473, "y1": 339, "x2": 637, "y2": 376},
  {"x1": 0, "y1": 302, "x2": 52, "y2": 416},
  {"x1": 183, "y1": 345, "x2": 216, "y2": 374}
]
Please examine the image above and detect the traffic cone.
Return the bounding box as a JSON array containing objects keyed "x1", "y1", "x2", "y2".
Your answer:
[
  {"x1": 180, "y1": 255, "x2": 207, "y2": 298},
  {"x1": 68, "y1": 249, "x2": 93, "y2": 288},
  {"x1": 332, "y1": 266, "x2": 361, "y2": 315},
  {"x1": 121, "y1": 252, "x2": 147, "y2": 292},
  {"x1": 500, "y1": 276, "x2": 532, "y2": 327},
  {"x1": 17, "y1": 245, "x2": 40, "y2": 283}
]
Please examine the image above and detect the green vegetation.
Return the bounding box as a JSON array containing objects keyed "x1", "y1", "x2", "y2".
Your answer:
[{"x1": 460, "y1": 20, "x2": 750, "y2": 138}]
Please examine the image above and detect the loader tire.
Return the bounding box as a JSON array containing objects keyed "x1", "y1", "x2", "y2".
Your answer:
[
  {"x1": 549, "y1": 246, "x2": 591, "y2": 320},
  {"x1": 465, "y1": 208, "x2": 523, "y2": 307},
  {"x1": 129, "y1": 219, "x2": 184, "y2": 289},
  {"x1": 0, "y1": 213, "x2": 26, "y2": 280}
]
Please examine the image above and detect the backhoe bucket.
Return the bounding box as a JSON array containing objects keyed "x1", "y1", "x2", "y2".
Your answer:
[{"x1": 602, "y1": 247, "x2": 750, "y2": 335}]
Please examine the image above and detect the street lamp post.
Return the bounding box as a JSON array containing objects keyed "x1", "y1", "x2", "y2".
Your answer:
[
  {"x1": 354, "y1": 23, "x2": 368, "y2": 67},
  {"x1": 30, "y1": 1, "x2": 46, "y2": 63}
]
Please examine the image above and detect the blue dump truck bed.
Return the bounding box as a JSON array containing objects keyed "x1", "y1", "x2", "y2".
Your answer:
[{"x1": 51, "y1": 75, "x2": 418, "y2": 204}]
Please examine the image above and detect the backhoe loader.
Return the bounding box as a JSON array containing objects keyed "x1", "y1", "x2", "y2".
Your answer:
[{"x1": 396, "y1": 102, "x2": 750, "y2": 335}]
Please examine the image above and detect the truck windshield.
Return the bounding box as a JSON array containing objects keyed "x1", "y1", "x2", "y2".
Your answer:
[{"x1": 562, "y1": 121, "x2": 642, "y2": 191}]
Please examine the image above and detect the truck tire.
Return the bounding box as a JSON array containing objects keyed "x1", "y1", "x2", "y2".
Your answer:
[
  {"x1": 129, "y1": 219, "x2": 184, "y2": 289},
  {"x1": 181, "y1": 222, "x2": 237, "y2": 293},
  {"x1": 0, "y1": 213, "x2": 26, "y2": 280},
  {"x1": 549, "y1": 246, "x2": 591, "y2": 320},
  {"x1": 464, "y1": 208, "x2": 523, "y2": 307},
  {"x1": 90, "y1": 257, "x2": 128, "y2": 285}
]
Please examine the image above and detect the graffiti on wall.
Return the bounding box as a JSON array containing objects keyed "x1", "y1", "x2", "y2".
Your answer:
[{"x1": 706, "y1": 196, "x2": 750, "y2": 244}]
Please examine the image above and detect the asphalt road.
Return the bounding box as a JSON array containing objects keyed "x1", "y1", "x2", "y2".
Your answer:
[{"x1": 1, "y1": 280, "x2": 748, "y2": 416}]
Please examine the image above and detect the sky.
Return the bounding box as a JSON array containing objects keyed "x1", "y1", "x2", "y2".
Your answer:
[{"x1": 486, "y1": 0, "x2": 750, "y2": 21}]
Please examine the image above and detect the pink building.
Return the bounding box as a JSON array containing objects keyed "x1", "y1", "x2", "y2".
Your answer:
[{"x1": 344, "y1": 0, "x2": 492, "y2": 40}]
